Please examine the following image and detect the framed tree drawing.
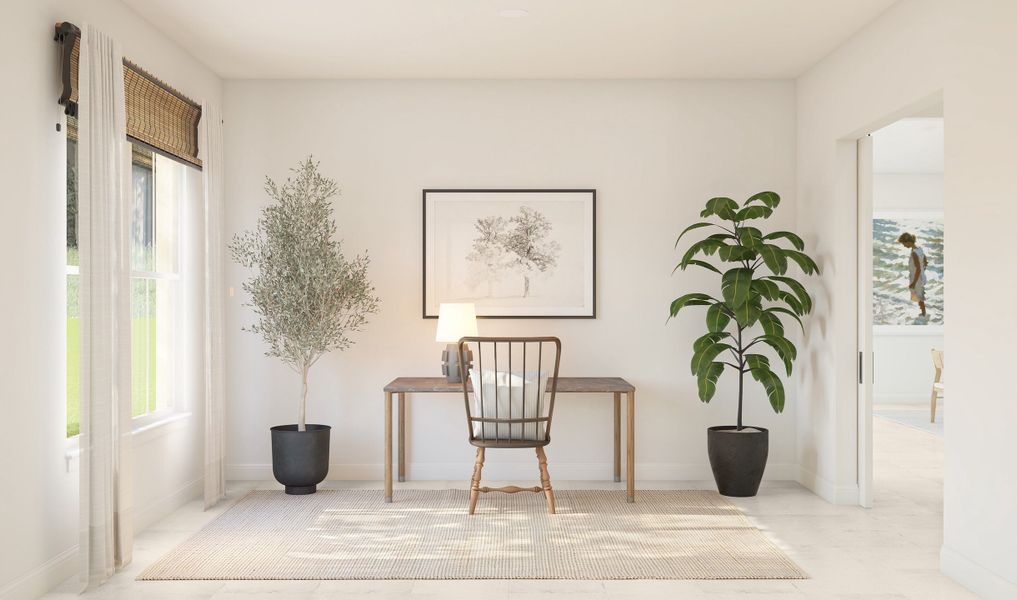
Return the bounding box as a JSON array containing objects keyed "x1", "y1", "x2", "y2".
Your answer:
[{"x1": 423, "y1": 189, "x2": 596, "y2": 318}]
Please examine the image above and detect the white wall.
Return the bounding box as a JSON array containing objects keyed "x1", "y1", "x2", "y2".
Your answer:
[
  {"x1": 872, "y1": 332, "x2": 942, "y2": 404},
  {"x1": 0, "y1": 2, "x2": 221, "y2": 599},
  {"x1": 795, "y1": 0, "x2": 1017, "y2": 597},
  {"x1": 872, "y1": 171, "x2": 944, "y2": 405},
  {"x1": 873, "y1": 173, "x2": 944, "y2": 210},
  {"x1": 223, "y1": 80, "x2": 798, "y2": 484}
]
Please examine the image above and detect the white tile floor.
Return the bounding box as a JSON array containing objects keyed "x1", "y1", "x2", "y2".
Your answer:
[{"x1": 43, "y1": 417, "x2": 976, "y2": 599}]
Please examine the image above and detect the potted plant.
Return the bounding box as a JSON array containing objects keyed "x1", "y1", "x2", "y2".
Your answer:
[
  {"x1": 231, "y1": 158, "x2": 380, "y2": 495},
  {"x1": 669, "y1": 192, "x2": 817, "y2": 497}
]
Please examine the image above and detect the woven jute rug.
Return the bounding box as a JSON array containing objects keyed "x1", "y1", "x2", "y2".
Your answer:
[{"x1": 139, "y1": 489, "x2": 806, "y2": 580}]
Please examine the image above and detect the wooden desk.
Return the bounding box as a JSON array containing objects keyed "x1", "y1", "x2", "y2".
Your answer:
[{"x1": 383, "y1": 377, "x2": 636, "y2": 503}]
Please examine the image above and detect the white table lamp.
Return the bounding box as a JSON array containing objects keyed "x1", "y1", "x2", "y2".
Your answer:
[{"x1": 436, "y1": 303, "x2": 478, "y2": 383}]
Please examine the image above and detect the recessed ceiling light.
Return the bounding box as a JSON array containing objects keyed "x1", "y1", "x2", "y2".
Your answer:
[{"x1": 499, "y1": 8, "x2": 530, "y2": 18}]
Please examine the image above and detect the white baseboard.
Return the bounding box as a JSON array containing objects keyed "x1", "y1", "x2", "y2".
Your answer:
[
  {"x1": 227, "y1": 461, "x2": 796, "y2": 483},
  {"x1": 0, "y1": 546, "x2": 76, "y2": 600},
  {"x1": 2, "y1": 476, "x2": 203, "y2": 600},
  {"x1": 796, "y1": 465, "x2": 859, "y2": 505},
  {"x1": 135, "y1": 476, "x2": 203, "y2": 532},
  {"x1": 941, "y1": 545, "x2": 1017, "y2": 600}
]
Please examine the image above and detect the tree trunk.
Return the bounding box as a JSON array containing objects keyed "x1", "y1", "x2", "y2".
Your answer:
[
  {"x1": 298, "y1": 365, "x2": 309, "y2": 432},
  {"x1": 736, "y1": 325, "x2": 744, "y2": 430},
  {"x1": 523, "y1": 275, "x2": 530, "y2": 297}
]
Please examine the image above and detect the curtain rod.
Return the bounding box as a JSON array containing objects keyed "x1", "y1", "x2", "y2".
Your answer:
[{"x1": 54, "y1": 21, "x2": 202, "y2": 116}]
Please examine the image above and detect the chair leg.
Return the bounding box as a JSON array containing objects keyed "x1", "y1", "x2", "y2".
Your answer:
[
  {"x1": 469, "y1": 447, "x2": 485, "y2": 515},
  {"x1": 930, "y1": 388, "x2": 938, "y2": 423},
  {"x1": 536, "y1": 447, "x2": 555, "y2": 514}
]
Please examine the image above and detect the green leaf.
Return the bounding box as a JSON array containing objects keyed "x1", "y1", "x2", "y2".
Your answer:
[
  {"x1": 757, "y1": 244, "x2": 788, "y2": 275},
  {"x1": 762, "y1": 230, "x2": 805, "y2": 251},
  {"x1": 737, "y1": 227, "x2": 764, "y2": 249},
  {"x1": 700, "y1": 197, "x2": 739, "y2": 220},
  {"x1": 745, "y1": 352, "x2": 785, "y2": 413},
  {"x1": 691, "y1": 342, "x2": 733, "y2": 376},
  {"x1": 706, "y1": 303, "x2": 731, "y2": 333},
  {"x1": 751, "y1": 279, "x2": 781, "y2": 301},
  {"x1": 745, "y1": 191, "x2": 781, "y2": 209},
  {"x1": 756, "y1": 368, "x2": 786, "y2": 413},
  {"x1": 785, "y1": 250, "x2": 820, "y2": 275},
  {"x1": 758, "y1": 334, "x2": 797, "y2": 376},
  {"x1": 764, "y1": 306, "x2": 804, "y2": 333},
  {"x1": 766, "y1": 275, "x2": 813, "y2": 314},
  {"x1": 735, "y1": 205, "x2": 773, "y2": 221},
  {"x1": 669, "y1": 293, "x2": 714, "y2": 318},
  {"x1": 744, "y1": 353, "x2": 771, "y2": 373},
  {"x1": 693, "y1": 331, "x2": 728, "y2": 353},
  {"x1": 697, "y1": 362, "x2": 725, "y2": 403},
  {"x1": 718, "y1": 244, "x2": 756, "y2": 262},
  {"x1": 680, "y1": 238, "x2": 726, "y2": 268},
  {"x1": 733, "y1": 297, "x2": 762, "y2": 327},
  {"x1": 675, "y1": 259, "x2": 721, "y2": 274},
  {"x1": 721, "y1": 268, "x2": 753, "y2": 308},
  {"x1": 675, "y1": 222, "x2": 718, "y2": 247},
  {"x1": 757, "y1": 310, "x2": 786, "y2": 338},
  {"x1": 778, "y1": 290, "x2": 804, "y2": 315}
]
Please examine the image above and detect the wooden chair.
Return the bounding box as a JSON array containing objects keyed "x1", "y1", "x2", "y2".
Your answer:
[
  {"x1": 930, "y1": 349, "x2": 944, "y2": 422},
  {"x1": 457, "y1": 336, "x2": 561, "y2": 515}
]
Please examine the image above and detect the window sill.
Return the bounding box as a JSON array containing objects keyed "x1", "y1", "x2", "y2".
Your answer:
[
  {"x1": 64, "y1": 411, "x2": 194, "y2": 467},
  {"x1": 133, "y1": 411, "x2": 193, "y2": 442}
]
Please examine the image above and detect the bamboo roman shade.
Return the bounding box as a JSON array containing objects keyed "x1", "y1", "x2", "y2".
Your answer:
[{"x1": 56, "y1": 22, "x2": 202, "y2": 168}]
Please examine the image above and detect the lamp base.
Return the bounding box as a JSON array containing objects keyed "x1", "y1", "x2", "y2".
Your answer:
[{"x1": 441, "y1": 343, "x2": 473, "y2": 383}]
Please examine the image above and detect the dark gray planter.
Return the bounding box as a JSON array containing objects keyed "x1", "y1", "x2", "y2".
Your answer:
[
  {"x1": 707, "y1": 426, "x2": 768, "y2": 497},
  {"x1": 270, "y1": 424, "x2": 331, "y2": 495}
]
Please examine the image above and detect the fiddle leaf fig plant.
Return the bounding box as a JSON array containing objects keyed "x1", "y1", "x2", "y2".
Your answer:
[
  {"x1": 231, "y1": 158, "x2": 380, "y2": 431},
  {"x1": 669, "y1": 191, "x2": 818, "y2": 429}
]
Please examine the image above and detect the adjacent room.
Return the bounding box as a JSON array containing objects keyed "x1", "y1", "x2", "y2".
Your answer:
[
  {"x1": 860, "y1": 114, "x2": 947, "y2": 530},
  {"x1": 2, "y1": 1, "x2": 1015, "y2": 599}
]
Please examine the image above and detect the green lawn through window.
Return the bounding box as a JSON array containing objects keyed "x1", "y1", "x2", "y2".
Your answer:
[{"x1": 66, "y1": 316, "x2": 157, "y2": 438}]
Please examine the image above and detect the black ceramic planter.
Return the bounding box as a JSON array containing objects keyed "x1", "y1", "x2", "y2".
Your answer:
[
  {"x1": 270, "y1": 424, "x2": 331, "y2": 495},
  {"x1": 707, "y1": 425, "x2": 769, "y2": 497}
]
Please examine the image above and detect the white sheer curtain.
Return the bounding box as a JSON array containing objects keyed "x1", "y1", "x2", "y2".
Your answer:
[
  {"x1": 201, "y1": 102, "x2": 227, "y2": 509},
  {"x1": 77, "y1": 23, "x2": 133, "y2": 589}
]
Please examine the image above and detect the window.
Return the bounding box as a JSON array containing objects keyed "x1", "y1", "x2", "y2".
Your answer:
[
  {"x1": 66, "y1": 117, "x2": 185, "y2": 437},
  {"x1": 66, "y1": 119, "x2": 79, "y2": 437},
  {"x1": 130, "y1": 147, "x2": 182, "y2": 422}
]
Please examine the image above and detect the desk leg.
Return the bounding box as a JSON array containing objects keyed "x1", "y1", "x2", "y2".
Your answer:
[
  {"x1": 626, "y1": 390, "x2": 635, "y2": 503},
  {"x1": 398, "y1": 393, "x2": 406, "y2": 482},
  {"x1": 384, "y1": 391, "x2": 393, "y2": 503},
  {"x1": 613, "y1": 392, "x2": 621, "y2": 483}
]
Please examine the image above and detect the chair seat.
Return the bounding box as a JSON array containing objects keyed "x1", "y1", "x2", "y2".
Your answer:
[
  {"x1": 933, "y1": 383, "x2": 945, "y2": 392},
  {"x1": 470, "y1": 438, "x2": 550, "y2": 449}
]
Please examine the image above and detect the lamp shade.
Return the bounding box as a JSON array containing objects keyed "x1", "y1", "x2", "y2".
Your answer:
[{"x1": 435, "y1": 303, "x2": 478, "y2": 343}]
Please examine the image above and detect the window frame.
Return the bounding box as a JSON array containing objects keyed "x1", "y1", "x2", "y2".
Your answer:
[
  {"x1": 65, "y1": 126, "x2": 190, "y2": 440},
  {"x1": 127, "y1": 148, "x2": 185, "y2": 426}
]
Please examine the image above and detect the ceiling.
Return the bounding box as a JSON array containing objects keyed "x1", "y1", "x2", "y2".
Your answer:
[
  {"x1": 872, "y1": 118, "x2": 944, "y2": 174},
  {"x1": 121, "y1": 0, "x2": 899, "y2": 79}
]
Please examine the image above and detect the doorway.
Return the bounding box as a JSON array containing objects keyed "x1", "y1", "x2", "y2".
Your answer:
[{"x1": 857, "y1": 115, "x2": 945, "y2": 508}]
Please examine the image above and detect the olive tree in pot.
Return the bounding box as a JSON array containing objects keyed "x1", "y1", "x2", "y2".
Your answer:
[
  {"x1": 669, "y1": 192, "x2": 817, "y2": 497},
  {"x1": 231, "y1": 158, "x2": 379, "y2": 495}
]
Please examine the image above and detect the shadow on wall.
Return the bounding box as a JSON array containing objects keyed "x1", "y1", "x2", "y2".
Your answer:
[{"x1": 797, "y1": 233, "x2": 833, "y2": 480}]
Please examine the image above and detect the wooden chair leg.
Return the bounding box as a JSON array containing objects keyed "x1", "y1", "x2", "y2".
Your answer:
[
  {"x1": 536, "y1": 447, "x2": 555, "y2": 514},
  {"x1": 469, "y1": 447, "x2": 485, "y2": 515},
  {"x1": 930, "y1": 388, "x2": 938, "y2": 423}
]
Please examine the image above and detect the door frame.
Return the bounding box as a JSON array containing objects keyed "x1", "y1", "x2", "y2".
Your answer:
[{"x1": 856, "y1": 134, "x2": 874, "y2": 508}]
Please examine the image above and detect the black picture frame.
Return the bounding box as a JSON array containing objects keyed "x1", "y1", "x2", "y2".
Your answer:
[{"x1": 422, "y1": 189, "x2": 597, "y2": 319}]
